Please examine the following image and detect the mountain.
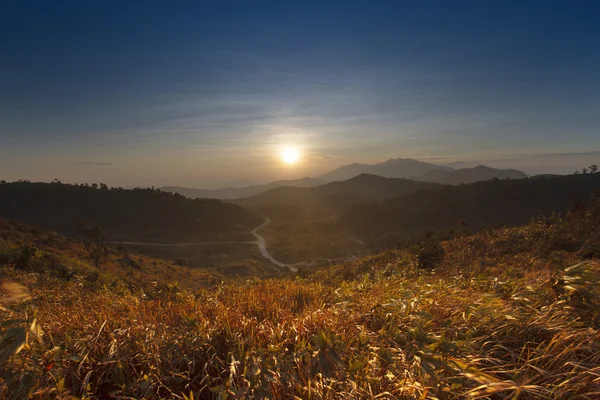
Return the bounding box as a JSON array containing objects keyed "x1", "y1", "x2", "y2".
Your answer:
[
  {"x1": 0, "y1": 181, "x2": 262, "y2": 242},
  {"x1": 162, "y1": 161, "x2": 526, "y2": 202},
  {"x1": 414, "y1": 165, "x2": 527, "y2": 184},
  {"x1": 232, "y1": 174, "x2": 442, "y2": 215},
  {"x1": 338, "y1": 173, "x2": 600, "y2": 244},
  {"x1": 161, "y1": 177, "x2": 325, "y2": 200},
  {"x1": 319, "y1": 158, "x2": 453, "y2": 181}
]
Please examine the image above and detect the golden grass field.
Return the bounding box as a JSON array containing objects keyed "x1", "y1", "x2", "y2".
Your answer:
[{"x1": 1, "y1": 202, "x2": 600, "y2": 399}]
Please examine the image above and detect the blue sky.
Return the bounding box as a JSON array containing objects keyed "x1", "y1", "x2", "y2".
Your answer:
[{"x1": 1, "y1": 0, "x2": 600, "y2": 187}]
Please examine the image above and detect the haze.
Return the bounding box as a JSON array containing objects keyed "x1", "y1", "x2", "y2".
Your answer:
[{"x1": 2, "y1": 1, "x2": 599, "y2": 187}]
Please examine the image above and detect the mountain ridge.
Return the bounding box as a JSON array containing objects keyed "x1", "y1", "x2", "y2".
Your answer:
[
  {"x1": 318, "y1": 157, "x2": 453, "y2": 181},
  {"x1": 414, "y1": 165, "x2": 527, "y2": 184},
  {"x1": 162, "y1": 158, "x2": 529, "y2": 200}
]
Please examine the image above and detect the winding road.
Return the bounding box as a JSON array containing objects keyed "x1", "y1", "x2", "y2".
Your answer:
[
  {"x1": 251, "y1": 218, "x2": 304, "y2": 272},
  {"x1": 109, "y1": 217, "x2": 303, "y2": 272}
]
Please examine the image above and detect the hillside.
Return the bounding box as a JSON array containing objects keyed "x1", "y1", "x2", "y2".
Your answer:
[
  {"x1": 162, "y1": 177, "x2": 325, "y2": 200},
  {"x1": 414, "y1": 165, "x2": 527, "y2": 184},
  {"x1": 0, "y1": 217, "x2": 219, "y2": 292},
  {"x1": 2, "y1": 193, "x2": 600, "y2": 398},
  {"x1": 232, "y1": 174, "x2": 442, "y2": 215},
  {"x1": 319, "y1": 157, "x2": 452, "y2": 181},
  {"x1": 339, "y1": 173, "x2": 600, "y2": 246},
  {"x1": 0, "y1": 181, "x2": 262, "y2": 243}
]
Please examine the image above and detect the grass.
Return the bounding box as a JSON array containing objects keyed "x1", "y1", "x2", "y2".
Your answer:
[{"x1": 1, "y1": 203, "x2": 600, "y2": 399}]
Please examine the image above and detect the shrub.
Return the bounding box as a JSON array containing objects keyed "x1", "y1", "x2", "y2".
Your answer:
[
  {"x1": 14, "y1": 245, "x2": 37, "y2": 271},
  {"x1": 76, "y1": 222, "x2": 106, "y2": 268},
  {"x1": 400, "y1": 231, "x2": 445, "y2": 270},
  {"x1": 0, "y1": 246, "x2": 18, "y2": 266}
]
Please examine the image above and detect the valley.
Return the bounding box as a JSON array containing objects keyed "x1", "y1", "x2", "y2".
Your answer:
[{"x1": 2, "y1": 172, "x2": 600, "y2": 277}]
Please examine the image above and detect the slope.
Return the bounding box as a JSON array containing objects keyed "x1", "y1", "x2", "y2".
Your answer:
[{"x1": 0, "y1": 217, "x2": 219, "y2": 293}]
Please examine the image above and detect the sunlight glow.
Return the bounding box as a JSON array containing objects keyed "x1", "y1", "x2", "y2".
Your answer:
[{"x1": 281, "y1": 146, "x2": 300, "y2": 165}]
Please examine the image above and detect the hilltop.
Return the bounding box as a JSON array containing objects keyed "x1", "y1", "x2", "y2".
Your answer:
[{"x1": 1, "y1": 190, "x2": 599, "y2": 398}]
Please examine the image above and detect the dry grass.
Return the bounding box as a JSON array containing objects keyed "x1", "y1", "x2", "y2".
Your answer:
[{"x1": 1, "y1": 215, "x2": 600, "y2": 399}]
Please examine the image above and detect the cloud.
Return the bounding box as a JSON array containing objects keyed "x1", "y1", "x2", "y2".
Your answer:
[
  {"x1": 76, "y1": 161, "x2": 113, "y2": 166},
  {"x1": 521, "y1": 150, "x2": 600, "y2": 158}
]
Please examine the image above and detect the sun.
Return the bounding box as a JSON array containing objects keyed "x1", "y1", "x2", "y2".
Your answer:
[{"x1": 281, "y1": 146, "x2": 300, "y2": 165}]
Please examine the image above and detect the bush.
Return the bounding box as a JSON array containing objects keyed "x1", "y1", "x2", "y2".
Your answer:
[
  {"x1": 0, "y1": 246, "x2": 18, "y2": 266},
  {"x1": 14, "y1": 245, "x2": 37, "y2": 271},
  {"x1": 400, "y1": 231, "x2": 445, "y2": 270}
]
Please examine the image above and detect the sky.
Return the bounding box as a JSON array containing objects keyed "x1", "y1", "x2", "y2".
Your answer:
[{"x1": 1, "y1": 0, "x2": 600, "y2": 187}]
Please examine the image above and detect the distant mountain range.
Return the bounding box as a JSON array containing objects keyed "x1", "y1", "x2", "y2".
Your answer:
[
  {"x1": 161, "y1": 177, "x2": 325, "y2": 200},
  {"x1": 319, "y1": 158, "x2": 527, "y2": 184},
  {"x1": 162, "y1": 158, "x2": 529, "y2": 200},
  {"x1": 318, "y1": 158, "x2": 453, "y2": 181}
]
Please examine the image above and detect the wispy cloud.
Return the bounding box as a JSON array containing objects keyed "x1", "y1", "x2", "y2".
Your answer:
[
  {"x1": 521, "y1": 150, "x2": 600, "y2": 158},
  {"x1": 76, "y1": 161, "x2": 113, "y2": 166}
]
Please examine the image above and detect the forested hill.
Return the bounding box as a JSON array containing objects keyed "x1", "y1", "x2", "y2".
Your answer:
[
  {"x1": 0, "y1": 181, "x2": 262, "y2": 242},
  {"x1": 231, "y1": 174, "x2": 442, "y2": 213},
  {"x1": 339, "y1": 173, "x2": 600, "y2": 243}
]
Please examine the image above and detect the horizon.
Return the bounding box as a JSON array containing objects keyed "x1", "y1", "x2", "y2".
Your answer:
[
  {"x1": 2, "y1": 1, "x2": 600, "y2": 187},
  {"x1": 0, "y1": 155, "x2": 593, "y2": 190}
]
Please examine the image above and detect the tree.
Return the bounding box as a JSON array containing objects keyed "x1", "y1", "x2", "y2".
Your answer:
[
  {"x1": 590, "y1": 164, "x2": 598, "y2": 174},
  {"x1": 582, "y1": 168, "x2": 588, "y2": 174},
  {"x1": 76, "y1": 222, "x2": 106, "y2": 268}
]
